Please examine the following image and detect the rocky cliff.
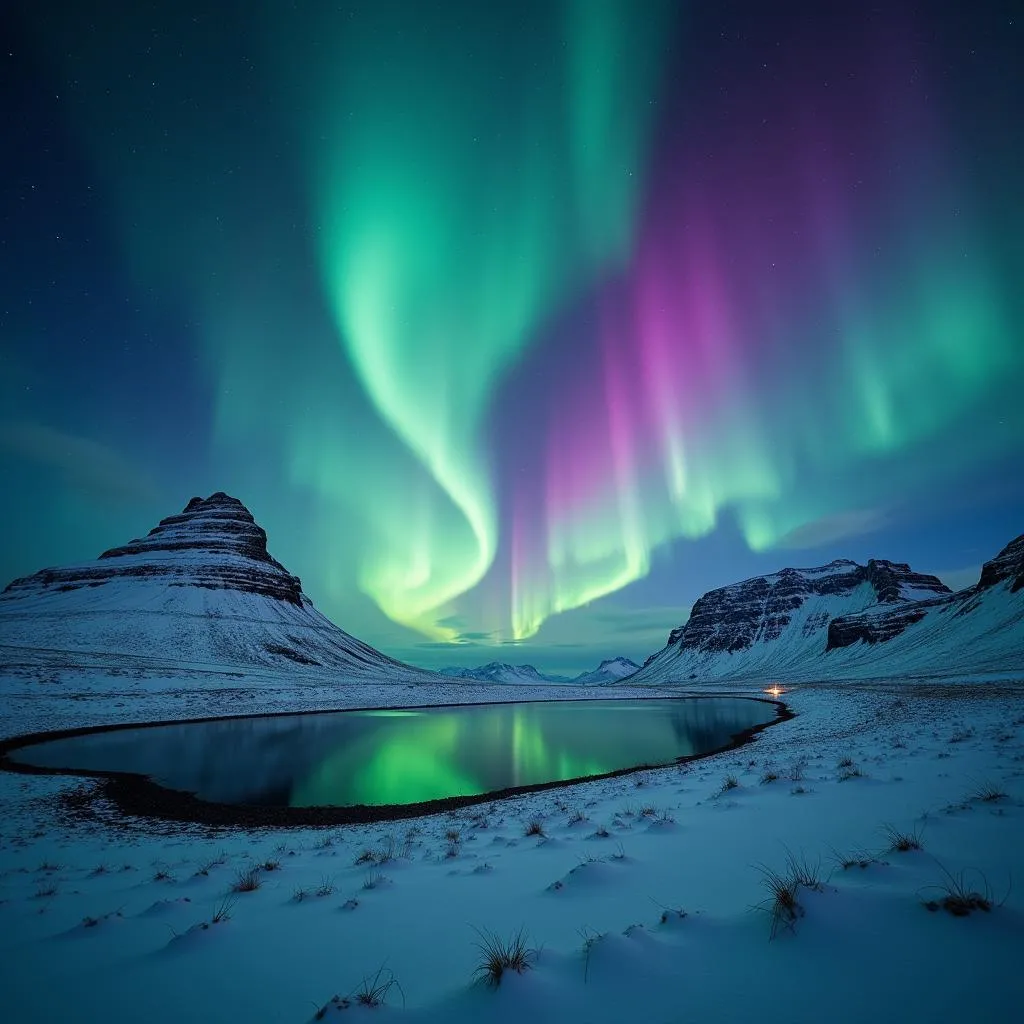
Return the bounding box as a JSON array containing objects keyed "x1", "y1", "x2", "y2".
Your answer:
[{"x1": 631, "y1": 536, "x2": 1023, "y2": 683}]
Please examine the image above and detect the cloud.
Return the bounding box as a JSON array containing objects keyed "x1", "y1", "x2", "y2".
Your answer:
[
  {"x1": 0, "y1": 421, "x2": 156, "y2": 503},
  {"x1": 776, "y1": 507, "x2": 888, "y2": 550}
]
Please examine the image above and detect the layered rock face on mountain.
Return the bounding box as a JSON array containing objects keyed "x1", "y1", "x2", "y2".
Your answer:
[
  {"x1": 3, "y1": 493, "x2": 304, "y2": 606},
  {"x1": 825, "y1": 534, "x2": 1024, "y2": 652},
  {"x1": 658, "y1": 559, "x2": 949, "y2": 660},
  {"x1": 631, "y1": 535, "x2": 1024, "y2": 683},
  {"x1": 0, "y1": 493, "x2": 430, "y2": 678}
]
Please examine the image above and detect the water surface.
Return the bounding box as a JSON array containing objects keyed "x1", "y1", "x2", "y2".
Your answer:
[{"x1": 12, "y1": 698, "x2": 777, "y2": 809}]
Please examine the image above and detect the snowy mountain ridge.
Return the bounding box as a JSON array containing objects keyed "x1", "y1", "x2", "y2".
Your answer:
[
  {"x1": 439, "y1": 662, "x2": 571, "y2": 684},
  {"x1": 440, "y1": 656, "x2": 641, "y2": 686},
  {"x1": 630, "y1": 535, "x2": 1024, "y2": 684},
  {"x1": 0, "y1": 492, "x2": 434, "y2": 680}
]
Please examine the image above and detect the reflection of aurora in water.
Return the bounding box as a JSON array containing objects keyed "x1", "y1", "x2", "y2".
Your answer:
[{"x1": 8, "y1": 699, "x2": 779, "y2": 809}]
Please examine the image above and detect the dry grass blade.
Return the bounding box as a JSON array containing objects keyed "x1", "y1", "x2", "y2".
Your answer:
[
  {"x1": 883, "y1": 823, "x2": 923, "y2": 853},
  {"x1": 756, "y1": 864, "x2": 802, "y2": 940},
  {"x1": 353, "y1": 965, "x2": 404, "y2": 1008},
  {"x1": 920, "y1": 862, "x2": 1010, "y2": 917},
  {"x1": 232, "y1": 865, "x2": 263, "y2": 892},
  {"x1": 472, "y1": 927, "x2": 535, "y2": 987}
]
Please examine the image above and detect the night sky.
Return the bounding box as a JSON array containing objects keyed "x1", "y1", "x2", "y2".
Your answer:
[{"x1": 2, "y1": 1, "x2": 1022, "y2": 673}]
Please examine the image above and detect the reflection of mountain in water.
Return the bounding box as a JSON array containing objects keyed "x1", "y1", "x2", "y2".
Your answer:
[{"x1": 663, "y1": 699, "x2": 768, "y2": 753}]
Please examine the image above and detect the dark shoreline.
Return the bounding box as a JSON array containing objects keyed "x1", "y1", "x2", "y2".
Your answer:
[{"x1": 0, "y1": 695, "x2": 795, "y2": 829}]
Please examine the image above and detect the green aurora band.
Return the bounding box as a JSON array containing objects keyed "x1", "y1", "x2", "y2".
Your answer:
[
  {"x1": 290, "y1": 0, "x2": 673, "y2": 638},
  {"x1": 20, "y1": 3, "x2": 1024, "y2": 653}
]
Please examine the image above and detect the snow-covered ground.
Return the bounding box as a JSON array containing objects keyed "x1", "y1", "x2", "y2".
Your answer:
[{"x1": 2, "y1": 660, "x2": 1023, "y2": 1023}]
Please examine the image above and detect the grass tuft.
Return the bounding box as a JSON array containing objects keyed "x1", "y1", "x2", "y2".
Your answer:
[
  {"x1": 830, "y1": 846, "x2": 880, "y2": 871},
  {"x1": 756, "y1": 865, "x2": 802, "y2": 940},
  {"x1": 920, "y1": 864, "x2": 1005, "y2": 917},
  {"x1": 719, "y1": 775, "x2": 740, "y2": 794},
  {"x1": 211, "y1": 893, "x2": 236, "y2": 924},
  {"x1": 760, "y1": 770, "x2": 779, "y2": 785},
  {"x1": 524, "y1": 819, "x2": 546, "y2": 838},
  {"x1": 970, "y1": 781, "x2": 1008, "y2": 803},
  {"x1": 353, "y1": 965, "x2": 404, "y2": 1008},
  {"x1": 472, "y1": 927, "x2": 535, "y2": 987},
  {"x1": 232, "y1": 865, "x2": 263, "y2": 893},
  {"x1": 883, "y1": 824, "x2": 923, "y2": 853},
  {"x1": 784, "y1": 850, "x2": 823, "y2": 891}
]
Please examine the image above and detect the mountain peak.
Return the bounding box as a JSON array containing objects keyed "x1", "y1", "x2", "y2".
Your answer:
[
  {"x1": 977, "y1": 533, "x2": 1024, "y2": 593},
  {"x1": 98, "y1": 491, "x2": 287, "y2": 576},
  {"x1": 0, "y1": 492, "x2": 428, "y2": 678},
  {"x1": 630, "y1": 533, "x2": 1022, "y2": 683}
]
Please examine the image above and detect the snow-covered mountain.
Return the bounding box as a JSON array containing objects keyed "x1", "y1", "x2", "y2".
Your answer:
[
  {"x1": 573, "y1": 657, "x2": 640, "y2": 685},
  {"x1": 440, "y1": 657, "x2": 640, "y2": 685},
  {"x1": 0, "y1": 492, "x2": 434, "y2": 680},
  {"x1": 439, "y1": 662, "x2": 571, "y2": 684},
  {"x1": 630, "y1": 536, "x2": 1024, "y2": 683}
]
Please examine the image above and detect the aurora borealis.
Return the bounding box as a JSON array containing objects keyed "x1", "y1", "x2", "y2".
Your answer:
[{"x1": 2, "y1": 2, "x2": 1023, "y2": 671}]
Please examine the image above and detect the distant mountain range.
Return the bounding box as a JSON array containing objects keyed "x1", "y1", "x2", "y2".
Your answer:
[
  {"x1": 630, "y1": 535, "x2": 1024, "y2": 684},
  {"x1": 2, "y1": 490, "x2": 1019, "y2": 687},
  {"x1": 440, "y1": 656, "x2": 640, "y2": 686},
  {"x1": 0, "y1": 492, "x2": 434, "y2": 681}
]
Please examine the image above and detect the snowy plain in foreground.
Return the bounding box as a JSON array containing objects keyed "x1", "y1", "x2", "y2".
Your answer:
[{"x1": 1, "y1": 662, "x2": 1022, "y2": 1024}]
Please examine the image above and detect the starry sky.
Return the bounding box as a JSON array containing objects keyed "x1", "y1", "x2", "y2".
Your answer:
[{"x1": 2, "y1": 1, "x2": 1022, "y2": 674}]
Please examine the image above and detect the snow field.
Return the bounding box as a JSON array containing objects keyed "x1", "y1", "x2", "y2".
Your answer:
[{"x1": 0, "y1": 676, "x2": 1022, "y2": 1022}]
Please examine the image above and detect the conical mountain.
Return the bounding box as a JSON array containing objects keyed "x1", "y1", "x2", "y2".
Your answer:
[{"x1": 0, "y1": 492, "x2": 431, "y2": 678}]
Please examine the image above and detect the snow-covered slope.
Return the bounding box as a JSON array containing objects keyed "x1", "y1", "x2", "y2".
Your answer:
[
  {"x1": 439, "y1": 662, "x2": 571, "y2": 684},
  {"x1": 573, "y1": 657, "x2": 640, "y2": 685},
  {"x1": 631, "y1": 537, "x2": 1024, "y2": 683},
  {"x1": 440, "y1": 657, "x2": 641, "y2": 686},
  {"x1": 0, "y1": 492, "x2": 433, "y2": 680}
]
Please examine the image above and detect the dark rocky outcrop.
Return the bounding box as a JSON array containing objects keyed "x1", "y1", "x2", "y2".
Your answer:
[
  {"x1": 0, "y1": 492, "x2": 432, "y2": 677},
  {"x1": 2, "y1": 492, "x2": 303, "y2": 605},
  {"x1": 668, "y1": 560, "x2": 949, "y2": 659},
  {"x1": 976, "y1": 534, "x2": 1024, "y2": 594},
  {"x1": 826, "y1": 533, "x2": 1024, "y2": 649},
  {"x1": 630, "y1": 531, "x2": 1022, "y2": 683}
]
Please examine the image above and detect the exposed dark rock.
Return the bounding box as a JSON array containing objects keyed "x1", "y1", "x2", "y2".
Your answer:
[
  {"x1": 666, "y1": 559, "x2": 949, "y2": 658},
  {"x1": 0, "y1": 492, "x2": 432, "y2": 677},
  {"x1": 976, "y1": 534, "x2": 1024, "y2": 594},
  {"x1": 826, "y1": 533, "x2": 1024, "y2": 649},
  {"x1": 2, "y1": 492, "x2": 304, "y2": 605}
]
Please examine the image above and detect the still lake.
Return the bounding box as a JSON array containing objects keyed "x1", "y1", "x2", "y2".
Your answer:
[{"x1": 12, "y1": 698, "x2": 779, "y2": 808}]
